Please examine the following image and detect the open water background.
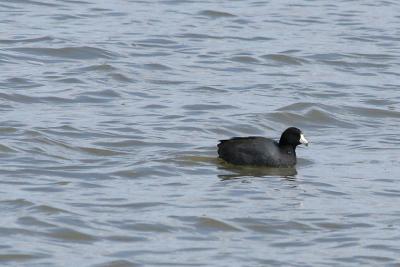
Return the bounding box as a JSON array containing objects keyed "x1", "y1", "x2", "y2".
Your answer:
[{"x1": 1, "y1": 0, "x2": 400, "y2": 266}]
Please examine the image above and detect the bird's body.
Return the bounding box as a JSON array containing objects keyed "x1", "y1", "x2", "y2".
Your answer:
[
  {"x1": 217, "y1": 127, "x2": 308, "y2": 167},
  {"x1": 218, "y1": 137, "x2": 296, "y2": 167}
]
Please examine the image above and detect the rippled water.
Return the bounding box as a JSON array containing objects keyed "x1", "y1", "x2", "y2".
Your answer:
[{"x1": 1, "y1": 0, "x2": 400, "y2": 266}]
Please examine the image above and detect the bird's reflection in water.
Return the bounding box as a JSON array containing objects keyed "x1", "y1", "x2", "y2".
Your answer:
[
  {"x1": 178, "y1": 155, "x2": 297, "y2": 181},
  {"x1": 217, "y1": 160, "x2": 297, "y2": 181}
]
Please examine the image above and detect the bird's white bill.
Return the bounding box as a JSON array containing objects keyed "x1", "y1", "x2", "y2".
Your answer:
[{"x1": 300, "y1": 133, "x2": 309, "y2": 146}]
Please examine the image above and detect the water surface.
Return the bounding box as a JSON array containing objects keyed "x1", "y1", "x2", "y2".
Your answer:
[{"x1": 1, "y1": 0, "x2": 400, "y2": 266}]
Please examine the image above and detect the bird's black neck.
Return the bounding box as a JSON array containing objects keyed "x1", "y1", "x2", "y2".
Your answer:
[{"x1": 279, "y1": 144, "x2": 297, "y2": 154}]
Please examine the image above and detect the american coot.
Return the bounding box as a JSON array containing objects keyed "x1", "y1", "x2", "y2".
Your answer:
[{"x1": 217, "y1": 127, "x2": 308, "y2": 167}]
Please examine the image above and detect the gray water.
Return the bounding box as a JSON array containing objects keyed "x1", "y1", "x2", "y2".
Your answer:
[{"x1": 1, "y1": 0, "x2": 400, "y2": 266}]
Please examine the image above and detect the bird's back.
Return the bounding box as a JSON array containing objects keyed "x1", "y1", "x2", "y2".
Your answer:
[{"x1": 217, "y1": 137, "x2": 284, "y2": 166}]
